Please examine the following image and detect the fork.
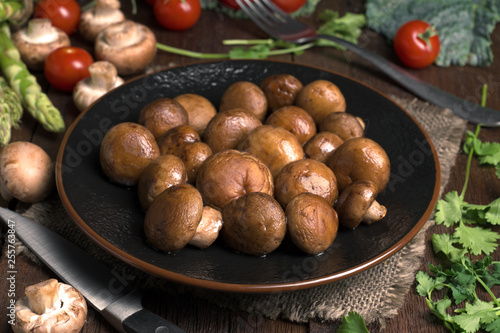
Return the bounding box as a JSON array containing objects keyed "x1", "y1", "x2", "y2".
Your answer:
[{"x1": 235, "y1": 0, "x2": 500, "y2": 127}]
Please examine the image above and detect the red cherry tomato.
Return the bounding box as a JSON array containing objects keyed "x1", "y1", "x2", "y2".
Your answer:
[
  {"x1": 44, "y1": 47, "x2": 94, "y2": 92},
  {"x1": 33, "y1": 0, "x2": 81, "y2": 35},
  {"x1": 219, "y1": 0, "x2": 306, "y2": 13},
  {"x1": 270, "y1": 0, "x2": 306, "y2": 13},
  {"x1": 393, "y1": 20, "x2": 441, "y2": 69},
  {"x1": 154, "y1": 0, "x2": 202, "y2": 31}
]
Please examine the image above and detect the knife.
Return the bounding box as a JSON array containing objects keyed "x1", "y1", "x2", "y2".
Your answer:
[{"x1": 0, "y1": 207, "x2": 187, "y2": 333}]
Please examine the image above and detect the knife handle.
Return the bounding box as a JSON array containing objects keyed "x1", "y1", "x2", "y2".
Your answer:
[{"x1": 122, "y1": 309, "x2": 187, "y2": 333}]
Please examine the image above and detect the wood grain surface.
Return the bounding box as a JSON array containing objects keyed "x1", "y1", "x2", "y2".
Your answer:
[{"x1": 1, "y1": 1, "x2": 499, "y2": 332}]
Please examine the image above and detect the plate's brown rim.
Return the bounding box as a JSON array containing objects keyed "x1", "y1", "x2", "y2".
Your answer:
[{"x1": 55, "y1": 59, "x2": 442, "y2": 294}]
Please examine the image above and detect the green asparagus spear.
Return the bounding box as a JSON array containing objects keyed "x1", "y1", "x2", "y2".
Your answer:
[
  {"x1": 0, "y1": 1, "x2": 24, "y2": 22},
  {"x1": 0, "y1": 75, "x2": 22, "y2": 126},
  {"x1": 0, "y1": 22, "x2": 65, "y2": 132}
]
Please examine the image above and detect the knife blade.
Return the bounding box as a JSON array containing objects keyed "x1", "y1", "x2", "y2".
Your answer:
[{"x1": 0, "y1": 207, "x2": 187, "y2": 333}]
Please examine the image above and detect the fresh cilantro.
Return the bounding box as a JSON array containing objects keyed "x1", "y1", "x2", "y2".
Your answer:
[
  {"x1": 337, "y1": 311, "x2": 370, "y2": 333},
  {"x1": 156, "y1": 10, "x2": 366, "y2": 60},
  {"x1": 416, "y1": 85, "x2": 500, "y2": 333}
]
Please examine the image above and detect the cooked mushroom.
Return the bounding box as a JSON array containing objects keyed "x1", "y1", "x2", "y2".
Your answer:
[
  {"x1": 157, "y1": 124, "x2": 201, "y2": 155},
  {"x1": 326, "y1": 137, "x2": 391, "y2": 193},
  {"x1": 138, "y1": 98, "x2": 189, "y2": 140},
  {"x1": 0, "y1": 141, "x2": 54, "y2": 203},
  {"x1": 319, "y1": 112, "x2": 365, "y2": 141},
  {"x1": 221, "y1": 192, "x2": 286, "y2": 256},
  {"x1": 173, "y1": 93, "x2": 217, "y2": 138},
  {"x1": 260, "y1": 74, "x2": 303, "y2": 111},
  {"x1": 100, "y1": 122, "x2": 160, "y2": 186},
  {"x1": 196, "y1": 149, "x2": 274, "y2": 210},
  {"x1": 286, "y1": 193, "x2": 339, "y2": 255},
  {"x1": 78, "y1": 0, "x2": 126, "y2": 42},
  {"x1": 144, "y1": 184, "x2": 204, "y2": 252},
  {"x1": 12, "y1": 279, "x2": 87, "y2": 333},
  {"x1": 73, "y1": 61, "x2": 124, "y2": 112},
  {"x1": 237, "y1": 125, "x2": 304, "y2": 178},
  {"x1": 137, "y1": 154, "x2": 188, "y2": 210},
  {"x1": 334, "y1": 180, "x2": 387, "y2": 228},
  {"x1": 264, "y1": 105, "x2": 317, "y2": 145},
  {"x1": 274, "y1": 158, "x2": 338, "y2": 209},
  {"x1": 189, "y1": 206, "x2": 223, "y2": 249},
  {"x1": 219, "y1": 81, "x2": 268, "y2": 121},
  {"x1": 95, "y1": 20, "x2": 157, "y2": 75},
  {"x1": 303, "y1": 131, "x2": 344, "y2": 163},
  {"x1": 11, "y1": 18, "x2": 70, "y2": 70},
  {"x1": 295, "y1": 79, "x2": 346, "y2": 125}
]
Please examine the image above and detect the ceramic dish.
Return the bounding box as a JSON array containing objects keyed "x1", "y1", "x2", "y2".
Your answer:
[{"x1": 56, "y1": 60, "x2": 441, "y2": 293}]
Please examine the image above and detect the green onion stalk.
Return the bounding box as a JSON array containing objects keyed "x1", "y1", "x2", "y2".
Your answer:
[{"x1": 0, "y1": 22, "x2": 65, "y2": 132}]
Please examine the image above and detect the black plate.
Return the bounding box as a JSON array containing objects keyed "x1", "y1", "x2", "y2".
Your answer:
[{"x1": 56, "y1": 60, "x2": 440, "y2": 293}]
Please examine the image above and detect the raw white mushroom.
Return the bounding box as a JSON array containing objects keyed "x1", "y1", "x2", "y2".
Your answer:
[
  {"x1": 12, "y1": 279, "x2": 87, "y2": 333},
  {"x1": 0, "y1": 141, "x2": 55, "y2": 203},
  {"x1": 95, "y1": 20, "x2": 157, "y2": 76},
  {"x1": 73, "y1": 60, "x2": 124, "y2": 112},
  {"x1": 78, "y1": 0, "x2": 126, "y2": 42},
  {"x1": 11, "y1": 18, "x2": 70, "y2": 70}
]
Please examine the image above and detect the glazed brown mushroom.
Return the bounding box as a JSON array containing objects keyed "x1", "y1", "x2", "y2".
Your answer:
[
  {"x1": 138, "y1": 98, "x2": 189, "y2": 140},
  {"x1": 137, "y1": 154, "x2": 188, "y2": 210},
  {"x1": 334, "y1": 180, "x2": 387, "y2": 228},
  {"x1": 73, "y1": 61, "x2": 124, "y2": 112},
  {"x1": 173, "y1": 93, "x2": 217, "y2": 138},
  {"x1": 11, "y1": 18, "x2": 70, "y2": 70},
  {"x1": 326, "y1": 137, "x2": 391, "y2": 193},
  {"x1": 157, "y1": 124, "x2": 201, "y2": 155},
  {"x1": 319, "y1": 112, "x2": 365, "y2": 142},
  {"x1": 303, "y1": 131, "x2": 344, "y2": 163},
  {"x1": 95, "y1": 20, "x2": 157, "y2": 75},
  {"x1": 203, "y1": 108, "x2": 262, "y2": 153},
  {"x1": 219, "y1": 81, "x2": 268, "y2": 121},
  {"x1": 196, "y1": 149, "x2": 274, "y2": 210},
  {"x1": 295, "y1": 79, "x2": 346, "y2": 125},
  {"x1": 100, "y1": 122, "x2": 160, "y2": 186},
  {"x1": 174, "y1": 141, "x2": 212, "y2": 184},
  {"x1": 237, "y1": 125, "x2": 304, "y2": 178},
  {"x1": 259, "y1": 74, "x2": 303, "y2": 111},
  {"x1": 221, "y1": 192, "x2": 286, "y2": 256},
  {"x1": 286, "y1": 193, "x2": 339, "y2": 255},
  {"x1": 189, "y1": 206, "x2": 223, "y2": 249},
  {"x1": 12, "y1": 279, "x2": 87, "y2": 333},
  {"x1": 144, "y1": 184, "x2": 204, "y2": 252},
  {"x1": 264, "y1": 105, "x2": 317, "y2": 145},
  {"x1": 274, "y1": 158, "x2": 338, "y2": 209},
  {"x1": 78, "y1": 0, "x2": 126, "y2": 42}
]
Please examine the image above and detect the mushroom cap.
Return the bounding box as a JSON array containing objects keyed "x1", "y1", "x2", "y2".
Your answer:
[
  {"x1": 95, "y1": 20, "x2": 157, "y2": 75},
  {"x1": 319, "y1": 112, "x2": 365, "y2": 141},
  {"x1": 79, "y1": 0, "x2": 126, "y2": 42},
  {"x1": 264, "y1": 105, "x2": 317, "y2": 145},
  {"x1": 11, "y1": 18, "x2": 70, "y2": 71},
  {"x1": 326, "y1": 137, "x2": 391, "y2": 193},
  {"x1": 303, "y1": 131, "x2": 344, "y2": 163},
  {"x1": 334, "y1": 180, "x2": 378, "y2": 228},
  {"x1": 0, "y1": 141, "x2": 55, "y2": 203},
  {"x1": 260, "y1": 73, "x2": 303, "y2": 111},
  {"x1": 13, "y1": 279, "x2": 87, "y2": 333}
]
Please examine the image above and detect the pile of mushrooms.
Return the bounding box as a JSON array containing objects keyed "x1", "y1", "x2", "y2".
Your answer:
[
  {"x1": 12, "y1": 279, "x2": 87, "y2": 333},
  {"x1": 98, "y1": 74, "x2": 391, "y2": 256}
]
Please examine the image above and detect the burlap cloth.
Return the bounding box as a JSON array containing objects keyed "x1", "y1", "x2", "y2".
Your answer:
[{"x1": 10, "y1": 96, "x2": 467, "y2": 328}]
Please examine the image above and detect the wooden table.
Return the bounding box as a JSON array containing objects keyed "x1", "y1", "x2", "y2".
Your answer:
[{"x1": 1, "y1": 1, "x2": 499, "y2": 332}]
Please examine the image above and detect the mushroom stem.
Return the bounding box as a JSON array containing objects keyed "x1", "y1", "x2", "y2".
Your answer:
[
  {"x1": 94, "y1": 0, "x2": 121, "y2": 16},
  {"x1": 23, "y1": 18, "x2": 60, "y2": 42},
  {"x1": 89, "y1": 61, "x2": 120, "y2": 89},
  {"x1": 24, "y1": 279, "x2": 60, "y2": 315},
  {"x1": 362, "y1": 200, "x2": 387, "y2": 225},
  {"x1": 102, "y1": 20, "x2": 140, "y2": 48}
]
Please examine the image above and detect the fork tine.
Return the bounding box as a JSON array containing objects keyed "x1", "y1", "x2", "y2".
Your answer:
[{"x1": 235, "y1": 0, "x2": 285, "y2": 38}]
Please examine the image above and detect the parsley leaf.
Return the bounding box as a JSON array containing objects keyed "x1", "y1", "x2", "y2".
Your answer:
[
  {"x1": 453, "y1": 300, "x2": 497, "y2": 333},
  {"x1": 454, "y1": 224, "x2": 500, "y2": 255},
  {"x1": 435, "y1": 191, "x2": 463, "y2": 227},
  {"x1": 338, "y1": 311, "x2": 370, "y2": 333}
]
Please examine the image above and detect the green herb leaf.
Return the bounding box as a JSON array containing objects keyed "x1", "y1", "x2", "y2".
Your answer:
[
  {"x1": 431, "y1": 233, "x2": 467, "y2": 262},
  {"x1": 453, "y1": 300, "x2": 497, "y2": 333},
  {"x1": 338, "y1": 311, "x2": 370, "y2": 333},
  {"x1": 435, "y1": 191, "x2": 463, "y2": 227},
  {"x1": 454, "y1": 224, "x2": 500, "y2": 255}
]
